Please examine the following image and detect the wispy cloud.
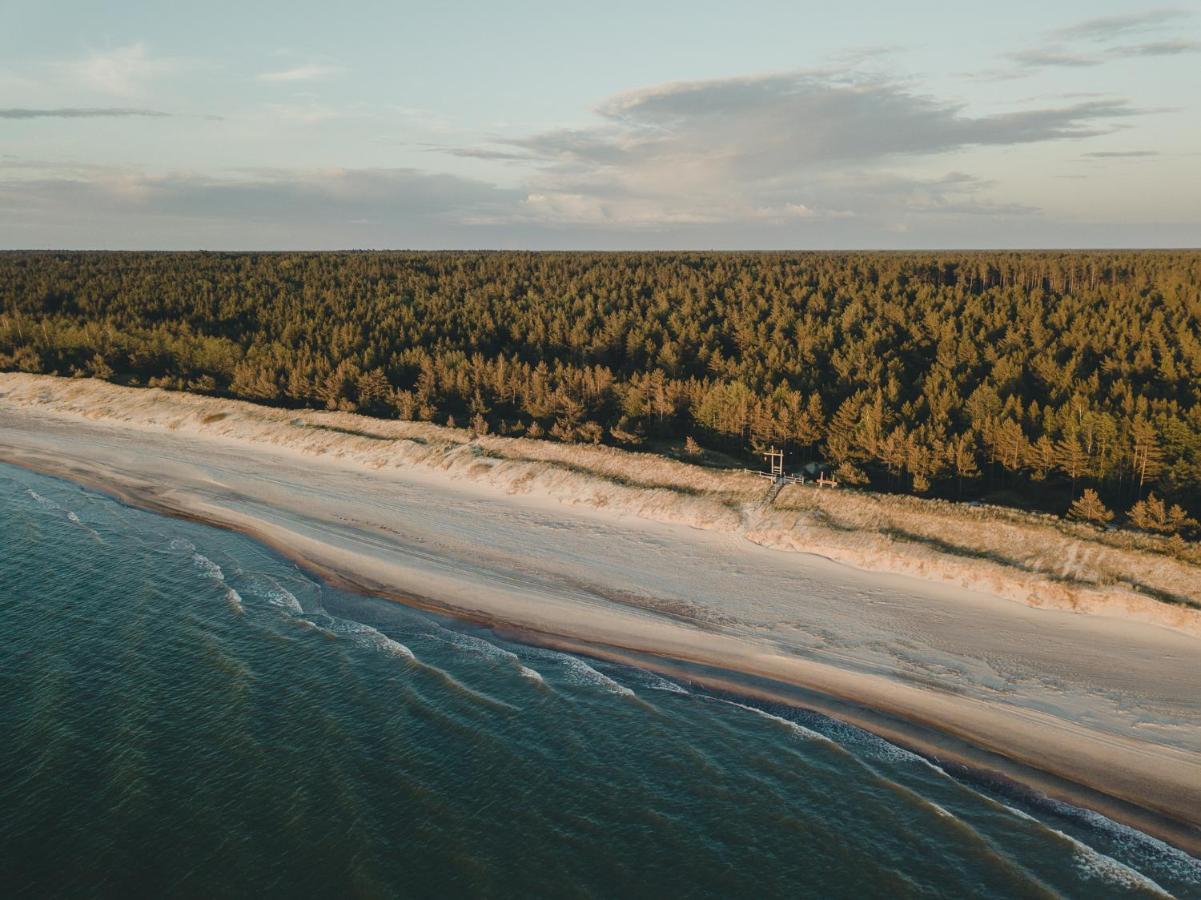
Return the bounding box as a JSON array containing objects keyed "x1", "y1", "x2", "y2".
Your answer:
[
  {"x1": 1112, "y1": 39, "x2": 1201, "y2": 57},
  {"x1": 1007, "y1": 47, "x2": 1102, "y2": 68},
  {"x1": 0, "y1": 107, "x2": 171, "y2": 119},
  {"x1": 991, "y1": 8, "x2": 1198, "y2": 74},
  {"x1": 66, "y1": 43, "x2": 171, "y2": 97},
  {"x1": 432, "y1": 146, "x2": 536, "y2": 162},
  {"x1": 1050, "y1": 8, "x2": 1192, "y2": 41},
  {"x1": 1082, "y1": 150, "x2": 1159, "y2": 158},
  {"x1": 257, "y1": 64, "x2": 343, "y2": 83},
  {"x1": 0, "y1": 166, "x2": 518, "y2": 223}
]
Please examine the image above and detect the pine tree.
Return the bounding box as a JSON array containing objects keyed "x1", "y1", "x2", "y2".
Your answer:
[
  {"x1": 992, "y1": 419, "x2": 1029, "y2": 473},
  {"x1": 1053, "y1": 433, "x2": 1089, "y2": 492},
  {"x1": 1067, "y1": 489, "x2": 1113, "y2": 525},
  {"x1": 1130, "y1": 418, "x2": 1164, "y2": 496},
  {"x1": 1027, "y1": 435, "x2": 1056, "y2": 480},
  {"x1": 825, "y1": 395, "x2": 863, "y2": 466}
]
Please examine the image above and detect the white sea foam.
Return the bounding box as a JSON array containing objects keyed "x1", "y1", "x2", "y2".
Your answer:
[
  {"x1": 821, "y1": 719, "x2": 948, "y2": 775},
  {"x1": 441, "y1": 628, "x2": 519, "y2": 663},
  {"x1": 224, "y1": 588, "x2": 245, "y2": 614},
  {"x1": 329, "y1": 619, "x2": 416, "y2": 660},
  {"x1": 563, "y1": 657, "x2": 635, "y2": 697},
  {"x1": 66, "y1": 510, "x2": 82, "y2": 524},
  {"x1": 192, "y1": 552, "x2": 224, "y2": 582},
  {"x1": 641, "y1": 673, "x2": 689, "y2": 694},
  {"x1": 1000, "y1": 803, "x2": 1040, "y2": 823},
  {"x1": 1038, "y1": 796, "x2": 1201, "y2": 887},
  {"x1": 26, "y1": 488, "x2": 55, "y2": 508},
  {"x1": 264, "y1": 584, "x2": 303, "y2": 615},
  {"x1": 231, "y1": 573, "x2": 306, "y2": 616},
  {"x1": 525, "y1": 649, "x2": 635, "y2": 697},
  {"x1": 1053, "y1": 829, "x2": 1173, "y2": 898},
  {"x1": 437, "y1": 627, "x2": 546, "y2": 684},
  {"x1": 720, "y1": 700, "x2": 834, "y2": 743},
  {"x1": 169, "y1": 537, "x2": 195, "y2": 553}
]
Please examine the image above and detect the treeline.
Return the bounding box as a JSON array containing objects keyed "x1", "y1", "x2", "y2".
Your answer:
[{"x1": 1, "y1": 250, "x2": 1199, "y2": 534}]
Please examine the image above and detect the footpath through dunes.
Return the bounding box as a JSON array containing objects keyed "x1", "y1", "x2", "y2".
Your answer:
[{"x1": 1, "y1": 373, "x2": 1200, "y2": 852}]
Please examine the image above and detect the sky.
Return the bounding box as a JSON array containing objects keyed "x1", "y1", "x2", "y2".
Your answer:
[{"x1": 1, "y1": 0, "x2": 1199, "y2": 249}]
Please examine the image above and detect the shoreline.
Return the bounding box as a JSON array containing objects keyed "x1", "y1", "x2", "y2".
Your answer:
[
  {"x1": 2, "y1": 375, "x2": 1199, "y2": 855},
  {"x1": 5, "y1": 453, "x2": 1201, "y2": 856}
]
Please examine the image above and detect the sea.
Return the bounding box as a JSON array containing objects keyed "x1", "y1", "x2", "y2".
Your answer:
[{"x1": 2, "y1": 461, "x2": 1198, "y2": 899}]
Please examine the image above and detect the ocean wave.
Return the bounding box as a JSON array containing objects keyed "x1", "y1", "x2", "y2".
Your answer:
[
  {"x1": 525, "y1": 648, "x2": 636, "y2": 697},
  {"x1": 719, "y1": 700, "x2": 833, "y2": 743},
  {"x1": 518, "y1": 665, "x2": 544, "y2": 683},
  {"x1": 559, "y1": 656, "x2": 635, "y2": 697},
  {"x1": 328, "y1": 618, "x2": 416, "y2": 660},
  {"x1": 25, "y1": 488, "x2": 56, "y2": 509},
  {"x1": 637, "y1": 672, "x2": 689, "y2": 694},
  {"x1": 224, "y1": 588, "x2": 245, "y2": 615},
  {"x1": 24, "y1": 489, "x2": 101, "y2": 538},
  {"x1": 192, "y1": 552, "x2": 225, "y2": 582},
  {"x1": 264, "y1": 585, "x2": 303, "y2": 615},
  {"x1": 439, "y1": 628, "x2": 519, "y2": 663},
  {"x1": 435, "y1": 627, "x2": 546, "y2": 685},
  {"x1": 1036, "y1": 795, "x2": 1201, "y2": 887},
  {"x1": 227, "y1": 572, "x2": 307, "y2": 616},
  {"x1": 819, "y1": 719, "x2": 948, "y2": 775},
  {"x1": 1054, "y1": 829, "x2": 1173, "y2": 898}
]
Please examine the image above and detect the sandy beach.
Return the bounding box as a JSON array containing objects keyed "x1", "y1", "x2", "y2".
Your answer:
[{"x1": 2, "y1": 374, "x2": 1199, "y2": 853}]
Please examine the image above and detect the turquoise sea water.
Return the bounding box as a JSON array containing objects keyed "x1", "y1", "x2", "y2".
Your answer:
[{"x1": 1, "y1": 462, "x2": 1198, "y2": 899}]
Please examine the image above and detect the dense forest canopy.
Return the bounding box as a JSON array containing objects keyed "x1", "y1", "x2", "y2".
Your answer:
[{"x1": 2, "y1": 250, "x2": 1199, "y2": 533}]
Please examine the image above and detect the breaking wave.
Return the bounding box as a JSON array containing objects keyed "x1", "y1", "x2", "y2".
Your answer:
[
  {"x1": 434, "y1": 627, "x2": 545, "y2": 684},
  {"x1": 719, "y1": 700, "x2": 834, "y2": 743},
  {"x1": 526, "y1": 649, "x2": 635, "y2": 697},
  {"x1": 327, "y1": 618, "x2": 416, "y2": 660}
]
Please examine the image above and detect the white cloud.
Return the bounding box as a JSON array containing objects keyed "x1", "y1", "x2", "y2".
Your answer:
[
  {"x1": 67, "y1": 43, "x2": 170, "y2": 97},
  {"x1": 257, "y1": 64, "x2": 343, "y2": 83},
  {"x1": 472, "y1": 71, "x2": 1142, "y2": 227}
]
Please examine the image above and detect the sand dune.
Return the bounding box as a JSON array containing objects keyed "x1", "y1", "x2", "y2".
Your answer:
[
  {"x1": 1, "y1": 373, "x2": 1199, "y2": 851},
  {"x1": 2, "y1": 374, "x2": 1196, "y2": 634}
]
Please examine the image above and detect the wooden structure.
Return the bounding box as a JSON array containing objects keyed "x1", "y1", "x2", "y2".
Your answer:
[
  {"x1": 763, "y1": 446, "x2": 784, "y2": 477},
  {"x1": 757, "y1": 446, "x2": 806, "y2": 485}
]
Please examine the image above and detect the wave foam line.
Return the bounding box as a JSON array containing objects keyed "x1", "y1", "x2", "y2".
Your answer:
[
  {"x1": 24, "y1": 488, "x2": 103, "y2": 539},
  {"x1": 1036, "y1": 795, "x2": 1201, "y2": 888},
  {"x1": 224, "y1": 588, "x2": 245, "y2": 615},
  {"x1": 719, "y1": 699, "x2": 834, "y2": 743},
  {"x1": 325, "y1": 617, "x2": 517, "y2": 710},
  {"x1": 528, "y1": 649, "x2": 635, "y2": 697},
  {"x1": 435, "y1": 626, "x2": 546, "y2": 685},
  {"x1": 641, "y1": 673, "x2": 689, "y2": 694},
  {"x1": 328, "y1": 618, "x2": 416, "y2": 660},
  {"x1": 1054, "y1": 829, "x2": 1173, "y2": 898},
  {"x1": 191, "y1": 552, "x2": 224, "y2": 582}
]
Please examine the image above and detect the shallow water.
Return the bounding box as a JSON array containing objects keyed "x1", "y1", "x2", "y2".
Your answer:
[{"x1": 1, "y1": 463, "x2": 1197, "y2": 899}]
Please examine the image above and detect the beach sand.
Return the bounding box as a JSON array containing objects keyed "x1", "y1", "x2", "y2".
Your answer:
[{"x1": 2, "y1": 374, "x2": 1198, "y2": 853}]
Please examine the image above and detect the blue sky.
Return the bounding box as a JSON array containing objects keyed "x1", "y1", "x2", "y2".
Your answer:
[{"x1": 1, "y1": 1, "x2": 1198, "y2": 248}]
